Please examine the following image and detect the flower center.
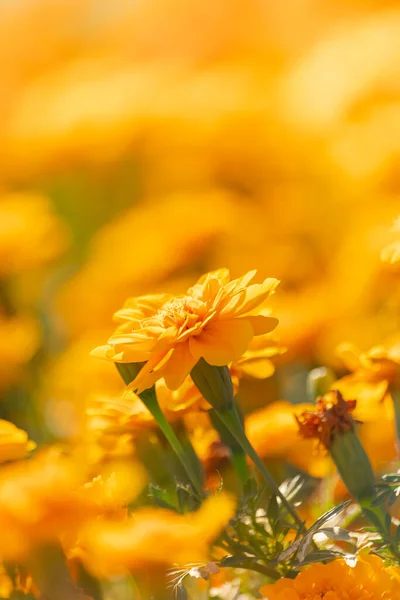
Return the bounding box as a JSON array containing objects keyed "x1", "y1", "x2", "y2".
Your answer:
[{"x1": 156, "y1": 296, "x2": 206, "y2": 328}]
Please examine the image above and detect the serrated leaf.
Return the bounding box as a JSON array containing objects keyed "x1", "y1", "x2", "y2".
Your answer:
[
  {"x1": 382, "y1": 474, "x2": 400, "y2": 483},
  {"x1": 297, "y1": 534, "x2": 314, "y2": 563},
  {"x1": 220, "y1": 554, "x2": 249, "y2": 567},
  {"x1": 310, "y1": 501, "x2": 352, "y2": 532},
  {"x1": 318, "y1": 527, "x2": 353, "y2": 543},
  {"x1": 149, "y1": 485, "x2": 177, "y2": 511},
  {"x1": 295, "y1": 550, "x2": 342, "y2": 567},
  {"x1": 279, "y1": 475, "x2": 305, "y2": 503},
  {"x1": 277, "y1": 538, "x2": 302, "y2": 562}
]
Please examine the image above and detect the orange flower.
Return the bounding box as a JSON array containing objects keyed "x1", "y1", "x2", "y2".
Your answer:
[
  {"x1": 245, "y1": 401, "x2": 330, "y2": 478},
  {"x1": 260, "y1": 555, "x2": 400, "y2": 600},
  {"x1": 0, "y1": 448, "x2": 146, "y2": 561},
  {"x1": 0, "y1": 420, "x2": 36, "y2": 463},
  {"x1": 92, "y1": 269, "x2": 279, "y2": 393},
  {"x1": 82, "y1": 492, "x2": 235, "y2": 576},
  {"x1": 0, "y1": 451, "x2": 94, "y2": 560},
  {"x1": 0, "y1": 193, "x2": 69, "y2": 276}
]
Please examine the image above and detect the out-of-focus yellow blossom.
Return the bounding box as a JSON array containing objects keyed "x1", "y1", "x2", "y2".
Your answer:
[
  {"x1": 0, "y1": 447, "x2": 146, "y2": 562},
  {"x1": 0, "y1": 450, "x2": 96, "y2": 560},
  {"x1": 0, "y1": 314, "x2": 40, "y2": 390},
  {"x1": 43, "y1": 332, "x2": 123, "y2": 439},
  {"x1": 335, "y1": 340, "x2": 400, "y2": 404},
  {"x1": 0, "y1": 193, "x2": 69, "y2": 277},
  {"x1": 92, "y1": 268, "x2": 279, "y2": 393},
  {"x1": 245, "y1": 401, "x2": 330, "y2": 478},
  {"x1": 82, "y1": 492, "x2": 235, "y2": 576},
  {"x1": 260, "y1": 554, "x2": 400, "y2": 600},
  {"x1": 57, "y1": 192, "x2": 233, "y2": 338},
  {"x1": 382, "y1": 216, "x2": 400, "y2": 265},
  {"x1": 0, "y1": 420, "x2": 36, "y2": 463},
  {"x1": 331, "y1": 341, "x2": 400, "y2": 472}
]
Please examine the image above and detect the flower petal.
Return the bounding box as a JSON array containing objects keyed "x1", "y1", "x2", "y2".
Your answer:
[
  {"x1": 163, "y1": 343, "x2": 198, "y2": 390},
  {"x1": 220, "y1": 278, "x2": 279, "y2": 317},
  {"x1": 189, "y1": 319, "x2": 253, "y2": 366},
  {"x1": 244, "y1": 315, "x2": 279, "y2": 335}
]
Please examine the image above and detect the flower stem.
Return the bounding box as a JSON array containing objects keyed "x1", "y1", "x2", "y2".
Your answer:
[
  {"x1": 144, "y1": 391, "x2": 204, "y2": 497},
  {"x1": 30, "y1": 544, "x2": 92, "y2": 600},
  {"x1": 216, "y1": 406, "x2": 304, "y2": 530},
  {"x1": 116, "y1": 364, "x2": 203, "y2": 498}
]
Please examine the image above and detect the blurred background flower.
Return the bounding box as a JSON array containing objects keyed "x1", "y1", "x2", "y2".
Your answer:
[{"x1": 0, "y1": 0, "x2": 400, "y2": 565}]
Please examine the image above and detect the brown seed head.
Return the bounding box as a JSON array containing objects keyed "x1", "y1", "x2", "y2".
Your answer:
[{"x1": 296, "y1": 390, "x2": 359, "y2": 449}]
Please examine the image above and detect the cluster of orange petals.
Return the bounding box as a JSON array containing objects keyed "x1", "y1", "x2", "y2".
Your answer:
[
  {"x1": 92, "y1": 268, "x2": 279, "y2": 393},
  {"x1": 260, "y1": 555, "x2": 400, "y2": 600}
]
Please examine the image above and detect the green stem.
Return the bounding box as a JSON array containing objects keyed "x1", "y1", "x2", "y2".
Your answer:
[
  {"x1": 231, "y1": 450, "x2": 250, "y2": 487},
  {"x1": 209, "y1": 407, "x2": 249, "y2": 489},
  {"x1": 115, "y1": 364, "x2": 203, "y2": 498},
  {"x1": 145, "y1": 393, "x2": 203, "y2": 497},
  {"x1": 216, "y1": 407, "x2": 304, "y2": 530},
  {"x1": 30, "y1": 544, "x2": 92, "y2": 600}
]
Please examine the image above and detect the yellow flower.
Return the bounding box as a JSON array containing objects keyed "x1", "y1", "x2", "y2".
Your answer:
[
  {"x1": 0, "y1": 193, "x2": 69, "y2": 276},
  {"x1": 0, "y1": 314, "x2": 40, "y2": 391},
  {"x1": 0, "y1": 420, "x2": 36, "y2": 463},
  {"x1": 260, "y1": 555, "x2": 400, "y2": 600},
  {"x1": 0, "y1": 450, "x2": 96, "y2": 560},
  {"x1": 82, "y1": 492, "x2": 235, "y2": 576},
  {"x1": 332, "y1": 342, "x2": 400, "y2": 473},
  {"x1": 92, "y1": 268, "x2": 279, "y2": 393},
  {"x1": 245, "y1": 401, "x2": 330, "y2": 478}
]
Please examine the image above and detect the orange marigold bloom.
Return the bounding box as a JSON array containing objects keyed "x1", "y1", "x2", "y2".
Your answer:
[
  {"x1": 0, "y1": 193, "x2": 69, "y2": 276},
  {"x1": 245, "y1": 400, "x2": 330, "y2": 478},
  {"x1": 0, "y1": 420, "x2": 36, "y2": 463},
  {"x1": 92, "y1": 269, "x2": 279, "y2": 393},
  {"x1": 0, "y1": 450, "x2": 97, "y2": 560},
  {"x1": 260, "y1": 555, "x2": 400, "y2": 600},
  {"x1": 82, "y1": 492, "x2": 235, "y2": 575}
]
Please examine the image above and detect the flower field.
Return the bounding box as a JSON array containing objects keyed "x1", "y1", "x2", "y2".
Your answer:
[{"x1": 1, "y1": 1, "x2": 400, "y2": 599}]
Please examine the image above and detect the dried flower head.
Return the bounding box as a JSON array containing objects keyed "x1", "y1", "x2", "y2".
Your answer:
[{"x1": 296, "y1": 390, "x2": 358, "y2": 449}]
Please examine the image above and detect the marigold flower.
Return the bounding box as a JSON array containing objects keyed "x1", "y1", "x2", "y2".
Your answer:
[
  {"x1": 0, "y1": 450, "x2": 101, "y2": 560},
  {"x1": 0, "y1": 193, "x2": 69, "y2": 276},
  {"x1": 92, "y1": 268, "x2": 279, "y2": 393},
  {"x1": 260, "y1": 554, "x2": 400, "y2": 600},
  {"x1": 0, "y1": 420, "x2": 36, "y2": 463},
  {"x1": 245, "y1": 400, "x2": 330, "y2": 478},
  {"x1": 82, "y1": 492, "x2": 235, "y2": 575},
  {"x1": 0, "y1": 314, "x2": 40, "y2": 390}
]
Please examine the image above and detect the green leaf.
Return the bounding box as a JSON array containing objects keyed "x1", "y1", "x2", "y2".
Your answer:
[
  {"x1": 295, "y1": 550, "x2": 343, "y2": 567},
  {"x1": 318, "y1": 527, "x2": 353, "y2": 543},
  {"x1": 220, "y1": 554, "x2": 249, "y2": 567},
  {"x1": 309, "y1": 500, "x2": 352, "y2": 533},
  {"x1": 149, "y1": 484, "x2": 177, "y2": 511}
]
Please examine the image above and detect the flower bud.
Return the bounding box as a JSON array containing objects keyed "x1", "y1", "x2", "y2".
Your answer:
[
  {"x1": 190, "y1": 358, "x2": 234, "y2": 411},
  {"x1": 306, "y1": 367, "x2": 336, "y2": 402}
]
